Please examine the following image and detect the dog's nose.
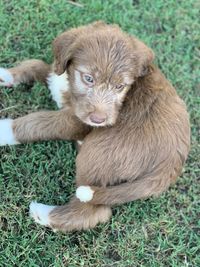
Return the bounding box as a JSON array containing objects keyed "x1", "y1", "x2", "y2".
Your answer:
[{"x1": 90, "y1": 114, "x2": 106, "y2": 124}]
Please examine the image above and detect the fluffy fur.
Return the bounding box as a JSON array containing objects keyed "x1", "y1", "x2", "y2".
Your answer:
[{"x1": 0, "y1": 21, "x2": 190, "y2": 232}]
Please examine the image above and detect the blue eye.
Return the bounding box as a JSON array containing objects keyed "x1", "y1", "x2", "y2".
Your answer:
[
  {"x1": 83, "y1": 74, "x2": 94, "y2": 85},
  {"x1": 116, "y1": 84, "x2": 125, "y2": 90}
]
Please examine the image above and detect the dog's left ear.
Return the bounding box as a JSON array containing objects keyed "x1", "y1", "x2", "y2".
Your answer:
[{"x1": 130, "y1": 36, "x2": 155, "y2": 77}]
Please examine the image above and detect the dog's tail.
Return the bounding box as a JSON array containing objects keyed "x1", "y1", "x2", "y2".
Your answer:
[
  {"x1": 0, "y1": 59, "x2": 51, "y2": 87},
  {"x1": 29, "y1": 173, "x2": 172, "y2": 232},
  {"x1": 76, "y1": 173, "x2": 173, "y2": 206}
]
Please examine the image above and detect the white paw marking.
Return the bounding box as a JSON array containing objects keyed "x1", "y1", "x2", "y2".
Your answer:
[
  {"x1": 0, "y1": 119, "x2": 19, "y2": 146},
  {"x1": 76, "y1": 186, "x2": 94, "y2": 202},
  {"x1": 47, "y1": 72, "x2": 69, "y2": 108},
  {"x1": 0, "y1": 68, "x2": 14, "y2": 87},
  {"x1": 29, "y1": 201, "x2": 56, "y2": 226}
]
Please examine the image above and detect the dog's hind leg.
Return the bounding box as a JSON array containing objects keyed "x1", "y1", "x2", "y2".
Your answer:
[
  {"x1": 29, "y1": 170, "x2": 173, "y2": 232},
  {"x1": 29, "y1": 197, "x2": 112, "y2": 232},
  {"x1": 29, "y1": 125, "x2": 188, "y2": 232},
  {"x1": 0, "y1": 59, "x2": 50, "y2": 87}
]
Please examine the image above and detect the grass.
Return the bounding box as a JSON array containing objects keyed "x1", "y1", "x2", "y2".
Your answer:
[{"x1": 0, "y1": 0, "x2": 199, "y2": 266}]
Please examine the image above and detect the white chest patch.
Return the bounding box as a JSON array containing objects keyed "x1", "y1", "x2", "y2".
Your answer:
[{"x1": 47, "y1": 72, "x2": 69, "y2": 108}]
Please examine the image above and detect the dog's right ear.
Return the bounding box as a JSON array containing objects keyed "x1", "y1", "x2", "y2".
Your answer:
[
  {"x1": 53, "y1": 28, "x2": 80, "y2": 75},
  {"x1": 53, "y1": 22, "x2": 108, "y2": 75}
]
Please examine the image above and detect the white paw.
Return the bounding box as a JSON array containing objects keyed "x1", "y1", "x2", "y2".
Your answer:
[
  {"x1": 29, "y1": 201, "x2": 56, "y2": 226},
  {"x1": 76, "y1": 186, "x2": 94, "y2": 202},
  {"x1": 0, "y1": 68, "x2": 14, "y2": 87},
  {"x1": 0, "y1": 119, "x2": 19, "y2": 146},
  {"x1": 47, "y1": 72, "x2": 69, "y2": 108}
]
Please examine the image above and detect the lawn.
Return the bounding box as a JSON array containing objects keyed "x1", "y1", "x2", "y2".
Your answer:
[{"x1": 0, "y1": 0, "x2": 199, "y2": 266}]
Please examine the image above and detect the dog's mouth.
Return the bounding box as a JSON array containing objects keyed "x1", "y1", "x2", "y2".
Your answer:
[{"x1": 75, "y1": 105, "x2": 118, "y2": 127}]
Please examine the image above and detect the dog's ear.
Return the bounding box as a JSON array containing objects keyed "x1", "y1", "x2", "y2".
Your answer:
[
  {"x1": 53, "y1": 22, "x2": 108, "y2": 75},
  {"x1": 53, "y1": 28, "x2": 80, "y2": 75},
  {"x1": 130, "y1": 36, "x2": 154, "y2": 77},
  {"x1": 53, "y1": 21, "x2": 109, "y2": 75}
]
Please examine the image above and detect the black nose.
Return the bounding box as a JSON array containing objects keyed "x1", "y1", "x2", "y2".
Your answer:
[{"x1": 90, "y1": 114, "x2": 106, "y2": 124}]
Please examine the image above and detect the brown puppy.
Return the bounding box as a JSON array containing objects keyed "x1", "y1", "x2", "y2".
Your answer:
[{"x1": 0, "y1": 21, "x2": 190, "y2": 232}]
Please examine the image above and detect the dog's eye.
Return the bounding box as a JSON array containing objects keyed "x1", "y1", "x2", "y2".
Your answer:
[
  {"x1": 82, "y1": 74, "x2": 95, "y2": 86},
  {"x1": 116, "y1": 84, "x2": 125, "y2": 91}
]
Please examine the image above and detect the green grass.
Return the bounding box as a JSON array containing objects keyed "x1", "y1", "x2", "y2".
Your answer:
[{"x1": 0, "y1": 0, "x2": 199, "y2": 266}]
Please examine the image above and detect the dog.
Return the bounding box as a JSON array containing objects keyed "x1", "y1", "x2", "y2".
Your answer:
[{"x1": 0, "y1": 21, "x2": 190, "y2": 232}]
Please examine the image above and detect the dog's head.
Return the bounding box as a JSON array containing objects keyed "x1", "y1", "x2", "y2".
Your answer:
[{"x1": 53, "y1": 21, "x2": 154, "y2": 127}]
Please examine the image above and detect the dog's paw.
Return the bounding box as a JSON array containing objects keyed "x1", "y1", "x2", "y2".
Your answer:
[
  {"x1": 0, "y1": 119, "x2": 19, "y2": 146},
  {"x1": 0, "y1": 68, "x2": 14, "y2": 87},
  {"x1": 29, "y1": 201, "x2": 56, "y2": 227}
]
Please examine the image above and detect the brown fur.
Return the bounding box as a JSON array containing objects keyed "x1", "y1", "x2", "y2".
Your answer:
[
  {"x1": 1, "y1": 21, "x2": 190, "y2": 232},
  {"x1": 50, "y1": 197, "x2": 112, "y2": 231},
  {"x1": 9, "y1": 59, "x2": 50, "y2": 85}
]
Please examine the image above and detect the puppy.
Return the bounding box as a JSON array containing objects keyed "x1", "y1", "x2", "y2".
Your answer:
[{"x1": 0, "y1": 21, "x2": 190, "y2": 232}]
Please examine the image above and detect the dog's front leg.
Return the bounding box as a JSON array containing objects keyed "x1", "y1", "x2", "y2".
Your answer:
[{"x1": 0, "y1": 109, "x2": 90, "y2": 145}]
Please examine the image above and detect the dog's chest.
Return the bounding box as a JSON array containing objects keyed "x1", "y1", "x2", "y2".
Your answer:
[{"x1": 47, "y1": 72, "x2": 70, "y2": 108}]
